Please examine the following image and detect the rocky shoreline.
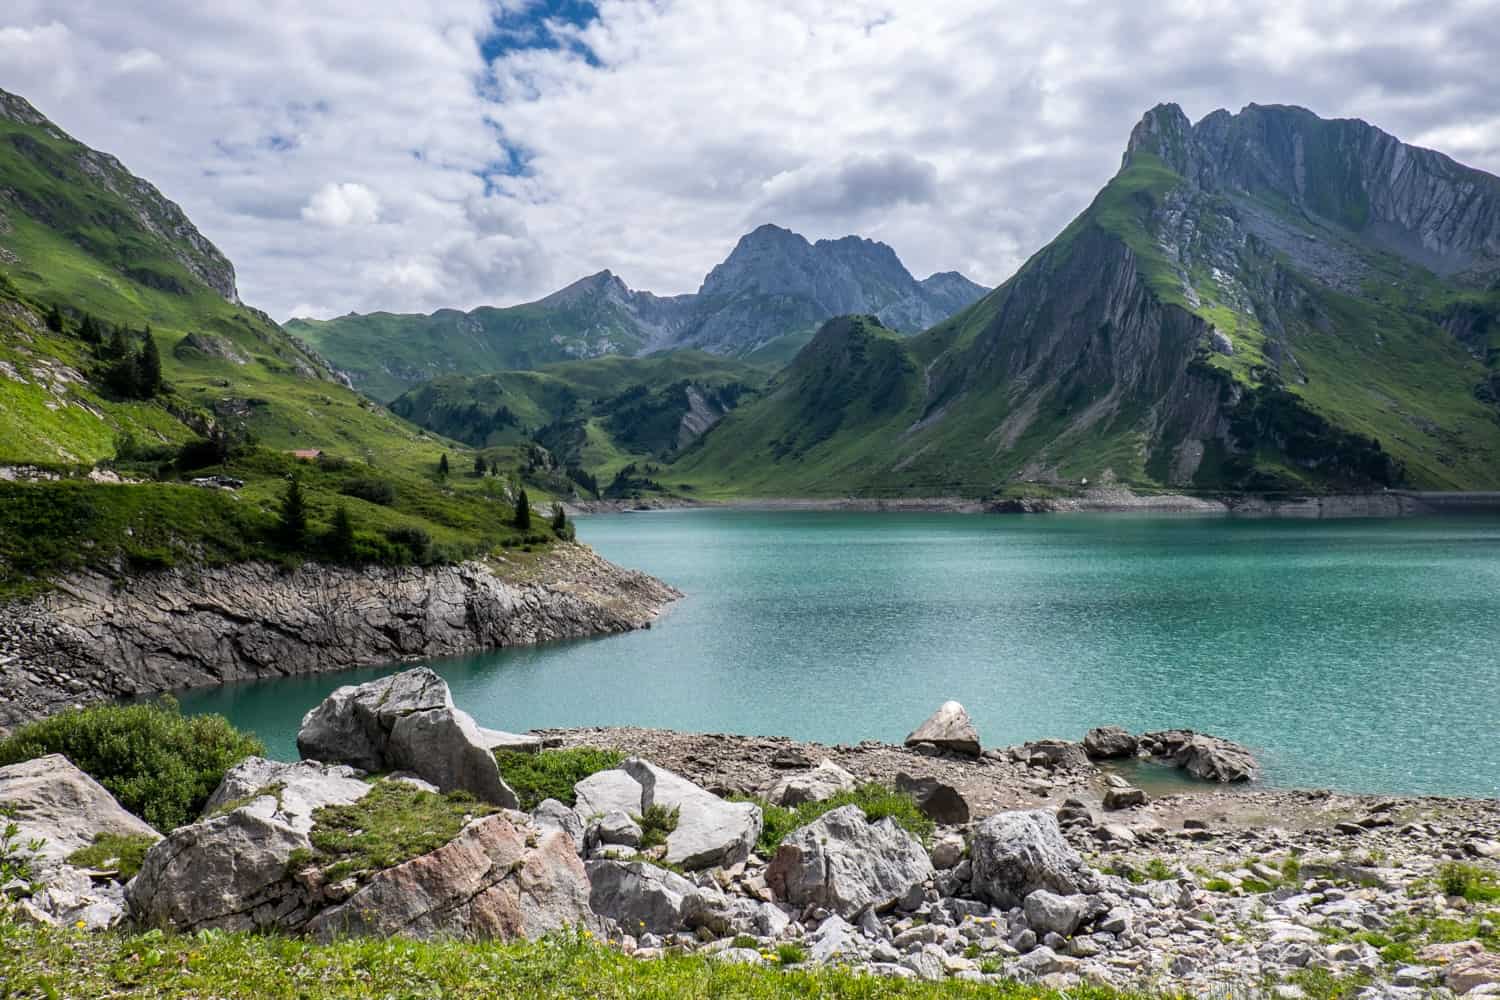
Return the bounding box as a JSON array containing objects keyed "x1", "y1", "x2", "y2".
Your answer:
[
  {"x1": 9, "y1": 671, "x2": 1495, "y2": 998},
  {"x1": 570, "y1": 488, "x2": 1500, "y2": 518},
  {"x1": 0, "y1": 544, "x2": 679, "y2": 736}
]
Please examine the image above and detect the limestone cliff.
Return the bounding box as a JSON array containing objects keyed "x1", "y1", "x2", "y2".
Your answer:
[{"x1": 0, "y1": 545, "x2": 679, "y2": 734}]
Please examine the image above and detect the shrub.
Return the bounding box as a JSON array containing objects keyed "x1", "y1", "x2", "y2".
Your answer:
[
  {"x1": 1438, "y1": 862, "x2": 1500, "y2": 903},
  {"x1": 637, "y1": 803, "x2": 680, "y2": 850},
  {"x1": 383, "y1": 525, "x2": 432, "y2": 563},
  {"x1": 65, "y1": 832, "x2": 156, "y2": 880},
  {"x1": 494, "y1": 748, "x2": 625, "y2": 811},
  {"x1": 0, "y1": 699, "x2": 263, "y2": 831},
  {"x1": 339, "y1": 477, "x2": 396, "y2": 506},
  {"x1": 749, "y1": 783, "x2": 934, "y2": 856}
]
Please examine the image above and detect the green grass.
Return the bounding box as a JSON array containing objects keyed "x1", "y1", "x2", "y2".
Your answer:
[
  {"x1": 0, "y1": 699, "x2": 262, "y2": 831},
  {"x1": 303, "y1": 782, "x2": 498, "y2": 883},
  {"x1": 494, "y1": 747, "x2": 626, "y2": 811},
  {"x1": 0, "y1": 920, "x2": 1171, "y2": 999},
  {"x1": 64, "y1": 832, "x2": 156, "y2": 880},
  {"x1": 1436, "y1": 862, "x2": 1500, "y2": 903},
  {"x1": 746, "y1": 783, "x2": 935, "y2": 857}
]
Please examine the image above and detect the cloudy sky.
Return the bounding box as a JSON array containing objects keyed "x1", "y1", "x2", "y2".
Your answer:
[{"x1": 4, "y1": 1, "x2": 1499, "y2": 321}]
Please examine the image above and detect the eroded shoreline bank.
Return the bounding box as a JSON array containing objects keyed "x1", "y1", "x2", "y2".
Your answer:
[{"x1": 0, "y1": 543, "x2": 679, "y2": 736}]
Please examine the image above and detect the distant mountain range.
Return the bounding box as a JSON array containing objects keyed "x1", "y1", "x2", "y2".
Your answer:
[
  {"x1": 668, "y1": 103, "x2": 1500, "y2": 495},
  {"x1": 286, "y1": 224, "x2": 988, "y2": 402}
]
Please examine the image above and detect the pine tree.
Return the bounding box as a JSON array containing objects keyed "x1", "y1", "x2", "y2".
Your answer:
[
  {"x1": 438, "y1": 453, "x2": 450, "y2": 479},
  {"x1": 276, "y1": 476, "x2": 308, "y2": 548},
  {"x1": 513, "y1": 487, "x2": 531, "y2": 530},
  {"x1": 474, "y1": 454, "x2": 487, "y2": 477},
  {"x1": 106, "y1": 324, "x2": 130, "y2": 360},
  {"x1": 78, "y1": 313, "x2": 101, "y2": 345},
  {"x1": 135, "y1": 329, "x2": 162, "y2": 397},
  {"x1": 329, "y1": 504, "x2": 356, "y2": 559},
  {"x1": 45, "y1": 303, "x2": 65, "y2": 333},
  {"x1": 550, "y1": 502, "x2": 566, "y2": 533}
]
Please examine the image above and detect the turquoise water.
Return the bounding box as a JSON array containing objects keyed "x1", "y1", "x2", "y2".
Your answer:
[{"x1": 178, "y1": 511, "x2": 1500, "y2": 797}]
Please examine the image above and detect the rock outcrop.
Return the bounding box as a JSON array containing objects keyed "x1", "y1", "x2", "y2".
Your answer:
[
  {"x1": 0, "y1": 545, "x2": 678, "y2": 735},
  {"x1": 1083, "y1": 726, "x2": 1138, "y2": 760},
  {"x1": 0, "y1": 754, "x2": 160, "y2": 861},
  {"x1": 297, "y1": 668, "x2": 519, "y2": 806},
  {"x1": 620, "y1": 758, "x2": 762, "y2": 870},
  {"x1": 765, "y1": 758, "x2": 857, "y2": 806},
  {"x1": 765, "y1": 804, "x2": 934, "y2": 917},
  {"x1": 307, "y1": 814, "x2": 595, "y2": 942},
  {"x1": 969, "y1": 810, "x2": 1095, "y2": 908},
  {"x1": 1141, "y1": 730, "x2": 1260, "y2": 782},
  {"x1": 904, "y1": 701, "x2": 981, "y2": 757}
]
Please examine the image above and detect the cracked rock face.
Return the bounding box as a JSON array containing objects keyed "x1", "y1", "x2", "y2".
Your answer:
[
  {"x1": 0, "y1": 547, "x2": 678, "y2": 737},
  {"x1": 307, "y1": 814, "x2": 595, "y2": 942},
  {"x1": 0, "y1": 754, "x2": 160, "y2": 861}
]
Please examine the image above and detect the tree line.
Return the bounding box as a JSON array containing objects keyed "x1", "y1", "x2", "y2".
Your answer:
[{"x1": 46, "y1": 304, "x2": 162, "y2": 400}]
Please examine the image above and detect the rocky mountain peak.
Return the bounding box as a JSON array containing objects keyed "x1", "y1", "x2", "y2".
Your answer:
[
  {"x1": 536, "y1": 269, "x2": 633, "y2": 308},
  {"x1": 1122, "y1": 102, "x2": 1194, "y2": 173}
]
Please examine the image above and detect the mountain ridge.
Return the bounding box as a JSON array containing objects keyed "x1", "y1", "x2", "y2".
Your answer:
[{"x1": 287, "y1": 223, "x2": 988, "y2": 401}]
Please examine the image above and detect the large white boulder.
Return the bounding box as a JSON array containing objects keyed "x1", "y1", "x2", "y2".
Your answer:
[
  {"x1": 0, "y1": 754, "x2": 160, "y2": 862},
  {"x1": 765, "y1": 804, "x2": 934, "y2": 917},
  {"x1": 969, "y1": 809, "x2": 1096, "y2": 908},
  {"x1": 904, "y1": 701, "x2": 981, "y2": 756},
  {"x1": 621, "y1": 758, "x2": 761, "y2": 870}
]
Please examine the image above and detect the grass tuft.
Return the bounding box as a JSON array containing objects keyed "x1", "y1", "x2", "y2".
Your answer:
[
  {"x1": 64, "y1": 832, "x2": 157, "y2": 881},
  {"x1": 494, "y1": 748, "x2": 625, "y2": 811},
  {"x1": 306, "y1": 782, "x2": 497, "y2": 883},
  {"x1": 744, "y1": 783, "x2": 934, "y2": 856}
]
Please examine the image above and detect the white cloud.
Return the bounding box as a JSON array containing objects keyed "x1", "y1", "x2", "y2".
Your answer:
[
  {"x1": 302, "y1": 182, "x2": 382, "y2": 227},
  {"x1": 2, "y1": 0, "x2": 1499, "y2": 321}
]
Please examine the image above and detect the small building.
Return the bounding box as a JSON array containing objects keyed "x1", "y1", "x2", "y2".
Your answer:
[{"x1": 290, "y1": 449, "x2": 323, "y2": 462}]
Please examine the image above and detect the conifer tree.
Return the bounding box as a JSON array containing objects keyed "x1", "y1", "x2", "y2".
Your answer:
[
  {"x1": 135, "y1": 328, "x2": 162, "y2": 396},
  {"x1": 329, "y1": 503, "x2": 355, "y2": 559},
  {"x1": 550, "y1": 502, "x2": 567, "y2": 534},
  {"x1": 513, "y1": 487, "x2": 531, "y2": 530},
  {"x1": 438, "y1": 453, "x2": 450, "y2": 479},
  {"x1": 276, "y1": 476, "x2": 307, "y2": 547},
  {"x1": 474, "y1": 454, "x2": 487, "y2": 477},
  {"x1": 45, "y1": 303, "x2": 65, "y2": 333}
]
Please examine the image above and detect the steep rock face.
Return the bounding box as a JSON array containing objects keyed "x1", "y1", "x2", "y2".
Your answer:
[
  {"x1": 1128, "y1": 102, "x2": 1500, "y2": 280},
  {"x1": 0, "y1": 545, "x2": 678, "y2": 734}
]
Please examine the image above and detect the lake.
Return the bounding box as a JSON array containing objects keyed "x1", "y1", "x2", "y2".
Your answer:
[{"x1": 178, "y1": 510, "x2": 1500, "y2": 797}]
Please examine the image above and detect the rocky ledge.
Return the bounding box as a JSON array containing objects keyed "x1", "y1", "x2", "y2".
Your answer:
[
  {"x1": 7, "y1": 674, "x2": 1498, "y2": 999},
  {"x1": 0, "y1": 544, "x2": 678, "y2": 735}
]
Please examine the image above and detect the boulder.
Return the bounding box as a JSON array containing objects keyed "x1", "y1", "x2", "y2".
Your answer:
[
  {"x1": 765, "y1": 759, "x2": 857, "y2": 807},
  {"x1": 929, "y1": 833, "x2": 966, "y2": 870},
  {"x1": 387, "y1": 707, "x2": 519, "y2": 807},
  {"x1": 681, "y1": 888, "x2": 791, "y2": 939},
  {"x1": 296, "y1": 667, "x2": 451, "y2": 770},
  {"x1": 586, "y1": 858, "x2": 698, "y2": 935},
  {"x1": 573, "y1": 769, "x2": 644, "y2": 820},
  {"x1": 532, "y1": 798, "x2": 585, "y2": 850},
  {"x1": 895, "y1": 772, "x2": 971, "y2": 825},
  {"x1": 203, "y1": 757, "x2": 370, "y2": 832},
  {"x1": 128, "y1": 760, "x2": 372, "y2": 933},
  {"x1": 307, "y1": 815, "x2": 594, "y2": 942},
  {"x1": 765, "y1": 804, "x2": 934, "y2": 917},
  {"x1": 0, "y1": 754, "x2": 160, "y2": 862},
  {"x1": 1448, "y1": 953, "x2": 1500, "y2": 995},
  {"x1": 128, "y1": 798, "x2": 313, "y2": 932},
  {"x1": 22, "y1": 864, "x2": 130, "y2": 930},
  {"x1": 1022, "y1": 739, "x2": 1089, "y2": 771},
  {"x1": 1023, "y1": 889, "x2": 1090, "y2": 937},
  {"x1": 621, "y1": 758, "x2": 761, "y2": 870},
  {"x1": 295, "y1": 668, "x2": 518, "y2": 806},
  {"x1": 1103, "y1": 786, "x2": 1147, "y2": 810},
  {"x1": 969, "y1": 810, "x2": 1095, "y2": 908},
  {"x1": 1141, "y1": 730, "x2": 1259, "y2": 782},
  {"x1": 591, "y1": 810, "x2": 643, "y2": 849},
  {"x1": 1082, "y1": 726, "x2": 1138, "y2": 760},
  {"x1": 904, "y1": 701, "x2": 981, "y2": 757}
]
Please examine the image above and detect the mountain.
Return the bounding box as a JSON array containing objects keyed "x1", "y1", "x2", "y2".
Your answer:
[
  {"x1": 389, "y1": 351, "x2": 767, "y2": 488},
  {"x1": 0, "y1": 86, "x2": 453, "y2": 471},
  {"x1": 287, "y1": 225, "x2": 987, "y2": 402},
  {"x1": 673, "y1": 103, "x2": 1500, "y2": 496},
  {"x1": 0, "y1": 85, "x2": 571, "y2": 590}
]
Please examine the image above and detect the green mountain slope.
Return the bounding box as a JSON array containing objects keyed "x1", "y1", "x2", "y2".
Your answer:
[
  {"x1": 674, "y1": 104, "x2": 1500, "y2": 496},
  {"x1": 289, "y1": 226, "x2": 988, "y2": 402},
  {"x1": 0, "y1": 86, "x2": 565, "y2": 592},
  {"x1": 389, "y1": 351, "x2": 767, "y2": 486}
]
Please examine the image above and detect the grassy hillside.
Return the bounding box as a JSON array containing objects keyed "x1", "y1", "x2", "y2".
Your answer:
[
  {"x1": 671, "y1": 141, "x2": 1500, "y2": 497},
  {"x1": 390, "y1": 351, "x2": 768, "y2": 489},
  {"x1": 287, "y1": 293, "x2": 654, "y2": 405},
  {"x1": 0, "y1": 87, "x2": 575, "y2": 594}
]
